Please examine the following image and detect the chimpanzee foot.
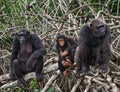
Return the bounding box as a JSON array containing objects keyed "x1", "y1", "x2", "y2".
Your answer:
[
  {"x1": 17, "y1": 78, "x2": 31, "y2": 92},
  {"x1": 63, "y1": 69, "x2": 69, "y2": 76},
  {"x1": 37, "y1": 79, "x2": 44, "y2": 89},
  {"x1": 99, "y1": 64, "x2": 109, "y2": 73},
  {"x1": 17, "y1": 78, "x2": 26, "y2": 86},
  {"x1": 78, "y1": 70, "x2": 92, "y2": 77},
  {"x1": 36, "y1": 74, "x2": 44, "y2": 89},
  {"x1": 80, "y1": 72, "x2": 88, "y2": 76},
  {"x1": 75, "y1": 69, "x2": 81, "y2": 78}
]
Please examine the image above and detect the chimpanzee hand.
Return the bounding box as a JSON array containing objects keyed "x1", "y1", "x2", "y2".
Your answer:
[
  {"x1": 9, "y1": 72, "x2": 16, "y2": 80},
  {"x1": 62, "y1": 60, "x2": 69, "y2": 66},
  {"x1": 61, "y1": 50, "x2": 68, "y2": 57},
  {"x1": 26, "y1": 57, "x2": 33, "y2": 69}
]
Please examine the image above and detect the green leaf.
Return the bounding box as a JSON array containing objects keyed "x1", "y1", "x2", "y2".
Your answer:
[{"x1": 47, "y1": 87, "x2": 54, "y2": 92}]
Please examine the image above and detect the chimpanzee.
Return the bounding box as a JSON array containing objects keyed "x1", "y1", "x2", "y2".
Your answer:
[
  {"x1": 75, "y1": 19, "x2": 111, "y2": 77},
  {"x1": 56, "y1": 34, "x2": 77, "y2": 76},
  {"x1": 9, "y1": 29, "x2": 46, "y2": 86}
]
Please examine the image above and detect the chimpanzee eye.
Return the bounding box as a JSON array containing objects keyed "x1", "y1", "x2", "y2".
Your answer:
[
  {"x1": 98, "y1": 25, "x2": 104, "y2": 28},
  {"x1": 18, "y1": 34, "x2": 27, "y2": 37}
]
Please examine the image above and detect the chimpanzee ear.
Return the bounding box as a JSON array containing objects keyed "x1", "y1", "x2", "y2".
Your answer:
[
  {"x1": 88, "y1": 22, "x2": 92, "y2": 28},
  {"x1": 90, "y1": 23, "x2": 92, "y2": 27}
]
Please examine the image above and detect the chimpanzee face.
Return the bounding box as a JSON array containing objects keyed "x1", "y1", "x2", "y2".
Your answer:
[
  {"x1": 90, "y1": 19, "x2": 106, "y2": 38},
  {"x1": 97, "y1": 24, "x2": 106, "y2": 37},
  {"x1": 58, "y1": 38, "x2": 65, "y2": 47},
  {"x1": 17, "y1": 29, "x2": 30, "y2": 44}
]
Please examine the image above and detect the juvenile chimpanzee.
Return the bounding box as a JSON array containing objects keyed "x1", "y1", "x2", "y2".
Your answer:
[
  {"x1": 56, "y1": 34, "x2": 77, "y2": 76},
  {"x1": 75, "y1": 19, "x2": 111, "y2": 77},
  {"x1": 9, "y1": 29, "x2": 46, "y2": 86}
]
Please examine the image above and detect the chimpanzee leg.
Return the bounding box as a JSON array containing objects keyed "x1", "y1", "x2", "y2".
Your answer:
[
  {"x1": 70, "y1": 48, "x2": 76, "y2": 63},
  {"x1": 74, "y1": 46, "x2": 81, "y2": 68},
  {"x1": 33, "y1": 58, "x2": 44, "y2": 89},
  {"x1": 58, "y1": 60, "x2": 67, "y2": 74},
  {"x1": 76, "y1": 62, "x2": 82, "y2": 78},
  {"x1": 96, "y1": 52, "x2": 110, "y2": 73},
  {"x1": 13, "y1": 59, "x2": 31, "y2": 92},
  {"x1": 82, "y1": 61, "x2": 90, "y2": 74},
  {"x1": 74, "y1": 46, "x2": 82, "y2": 77},
  {"x1": 35, "y1": 58, "x2": 44, "y2": 81},
  {"x1": 13, "y1": 59, "x2": 28, "y2": 84},
  {"x1": 80, "y1": 56, "x2": 90, "y2": 75}
]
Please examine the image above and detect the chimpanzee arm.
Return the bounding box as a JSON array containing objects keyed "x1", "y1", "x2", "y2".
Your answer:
[
  {"x1": 9, "y1": 36, "x2": 19, "y2": 79},
  {"x1": 56, "y1": 44, "x2": 62, "y2": 59},
  {"x1": 56, "y1": 44, "x2": 61, "y2": 53},
  {"x1": 56, "y1": 44, "x2": 65, "y2": 61},
  {"x1": 68, "y1": 38, "x2": 77, "y2": 50},
  {"x1": 27, "y1": 35, "x2": 46, "y2": 68},
  {"x1": 30, "y1": 35, "x2": 46, "y2": 58},
  {"x1": 77, "y1": 25, "x2": 91, "y2": 72},
  {"x1": 98, "y1": 25, "x2": 111, "y2": 65},
  {"x1": 56, "y1": 44, "x2": 66, "y2": 73}
]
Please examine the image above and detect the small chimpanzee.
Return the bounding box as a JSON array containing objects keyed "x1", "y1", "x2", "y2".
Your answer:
[
  {"x1": 56, "y1": 34, "x2": 77, "y2": 76},
  {"x1": 9, "y1": 29, "x2": 46, "y2": 86},
  {"x1": 75, "y1": 19, "x2": 111, "y2": 77}
]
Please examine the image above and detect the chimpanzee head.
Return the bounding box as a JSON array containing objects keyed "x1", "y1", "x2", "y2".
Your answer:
[
  {"x1": 17, "y1": 29, "x2": 30, "y2": 44},
  {"x1": 90, "y1": 19, "x2": 107, "y2": 38},
  {"x1": 56, "y1": 34, "x2": 67, "y2": 47}
]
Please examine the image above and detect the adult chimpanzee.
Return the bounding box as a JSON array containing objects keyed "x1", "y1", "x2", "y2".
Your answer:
[
  {"x1": 56, "y1": 34, "x2": 77, "y2": 76},
  {"x1": 9, "y1": 29, "x2": 46, "y2": 86},
  {"x1": 75, "y1": 19, "x2": 111, "y2": 77}
]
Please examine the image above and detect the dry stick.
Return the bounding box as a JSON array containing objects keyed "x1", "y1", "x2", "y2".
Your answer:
[
  {"x1": 0, "y1": 59, "x2": 120, "y2": 90},
  {"x1": 25, "y1": 0, "x2": 29, "y2": 30},
  {"x1": 71, "y1": 79, "x2": 82, "y2": 92},
  {"x1": 112, "y1": 36, "x2": 120, "y2": 48},
  {"x1": 105, "y1": 0, "x2": 111, "y2": 6},
  {"x1": 117, "y1": 0, "x2": 120, "y2": 16},
  {"x1": 41, "y1": 70, "x2": 61, "y2": 92},
  {"x1": 100, "y1": 11, "x2": 120, "y2": 19},
  {"x1": 54, "y1": 84, "x2": 62, "y2": 92},
  {"x1": 106, "y1": 75, "x2": 120, "y2": 92},
  {"x1": 0, "y1": 57, "x2": 58, "y2": 82},
  {"x1": 82, "y1": 0, "x2": 96, "y2": 17},
  {"x1": 96, "y1": 10, "x2": 102, "y2": 18},
  {"x1": 0, "y1": 81, "x2": 18, "y2": 90},
  {"x1": 111, "y1": 71, "x2": 120, "y2": 76},
  {"x1": 109, "y1": 61, "x2": 120, "y2": 72},
  {"x1": 85, "y1": 75, "x2": 110, "y2": 89},
  {"x1": 44, "y1": 57, "x2": 58, "y2": 66},
  {"x1": 71, "y1": 13, "x2": 79, "y2": 39},
  {"x1": 110, "y1": 25, "x2": 120, "y2": 30},
  {"x1": 0, "y1": 63, "x2": 58, "y2": 90},
  {"x1": 0, "y1": 74, "x2": 9, "y2": 83},
  {"x1": 110, "y1": 83, "x2": 120, "y2": 92},
  {"x1": 84, "y1": 77, "x2": 92, "y2": 92}
]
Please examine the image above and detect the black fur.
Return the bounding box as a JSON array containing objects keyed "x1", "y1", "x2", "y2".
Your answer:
[
  {"x1": 76, "y1": 19, "x2": 111, "y2": 75},
  {"x1": 9, "y1": 29, "x2": 46, "y2": 83},
  {"x1": 56, "y1": 34, "x2": 77, "y2": 74}
]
